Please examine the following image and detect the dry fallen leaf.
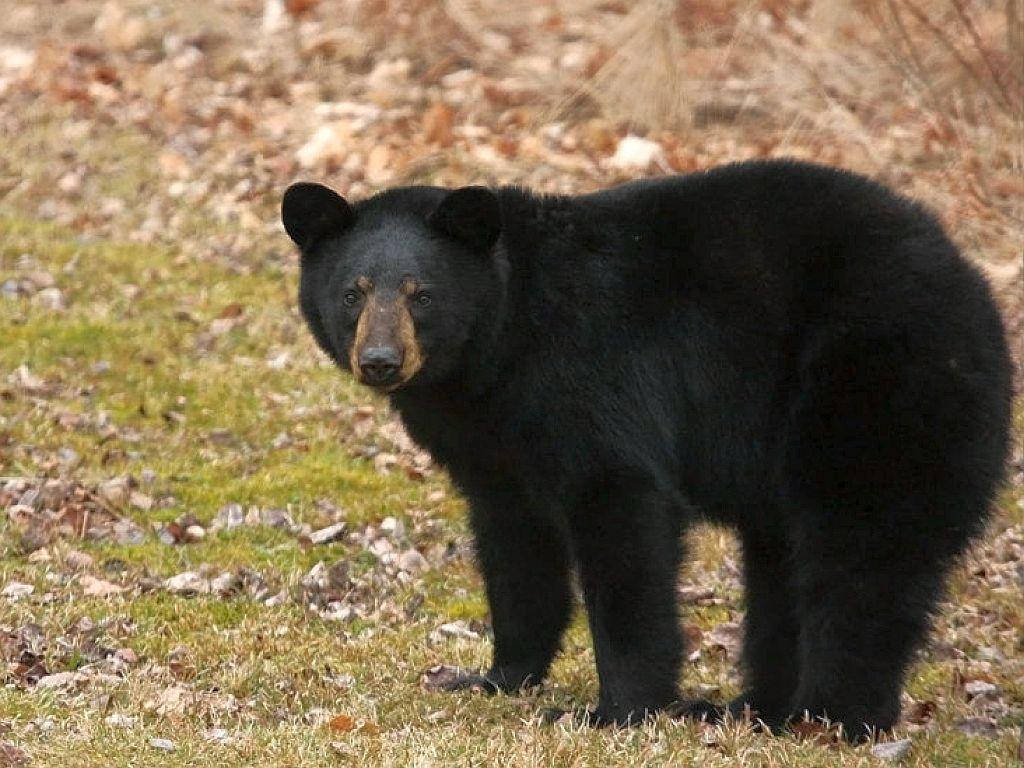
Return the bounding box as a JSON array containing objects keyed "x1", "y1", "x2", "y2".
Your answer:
[
  {"x1": 420, "y1": 664, "x2": 468, "y2": 692},
  {"x1": 328, "y1": 714, "x2": 356, "y2": 732},
  {"x1": 789, "y1": 720, "x2": 840, "y2": 746},
  {"x1": 904, "y1": 699, "x2": 937, "y2": 725},
  {"x1": 704, "y1": 622, "x2": 742, "y2": 659}
]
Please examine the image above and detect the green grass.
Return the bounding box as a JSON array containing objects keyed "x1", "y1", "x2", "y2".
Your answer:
[{"x1": 2, "y1": 213, "x2": 1021, "y2": 767}]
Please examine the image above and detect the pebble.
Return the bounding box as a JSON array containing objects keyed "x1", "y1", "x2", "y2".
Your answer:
[
  {"x1": 308, "y1": 522, "x2": 346, "y2": 546},
  {"x1": 871, "y1": 738, "x2": 912, "y2": 761}
]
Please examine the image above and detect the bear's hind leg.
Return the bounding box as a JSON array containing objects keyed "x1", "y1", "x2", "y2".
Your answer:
[{"x1": 788, "y1": 525, "x2": 944, "y2": 740}]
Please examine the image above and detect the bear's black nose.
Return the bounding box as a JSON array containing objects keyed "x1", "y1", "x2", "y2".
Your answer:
[{"x1": 359, "y1": 346, "x2": 402, "y2": 385}]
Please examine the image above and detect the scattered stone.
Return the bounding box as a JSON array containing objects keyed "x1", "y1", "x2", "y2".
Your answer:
[
  {"x1": 302, "y1": 561, "x2": 327, "y2": 589},
  {"x1": 26, "y1": 548, "x2": 51, "y2": 564},
  {"x1": 954, "y1": 717, "x2": 999, "y2": 737},
  {"x1": 148, "y1": 737, "x2": 176, "y2": 752},
  {"x1": 871, "y1": 738, "x2": 912, "y2": 761},
  {"x1": 163, "y1": 571, "x2": 211, "y2": 595},
  {"x1": 1, "y1": 582, "x2": 34, "y2": 600},
  {"x1": 80, "y1": 575, "x2": 125, "y2": 597},
  {"x1": 113, "y1": 648, "x2": 138, "y2": 665},
  {"x1": 431, "y1": 620, "x2": 481, "y2": 642},
  {"x1": 203, "y1": 727, "x2": 231, "y2": 744},
  {"x1": 608, "y1": 135, "x2": 666, "y2": 171},
  {"x1": 33, "y1": 287, "x2": 65, "y2": 310},
  {"x1": 308, "y1": 523, "x2": 346, "y2": 546},
  {"x1": 398, "y1": 548, "x2": 429, "y2": 574},
  {"x1": 321, "y1": 603, "x2": 356, "y2": 622},
  {"x1": 97, "y1": 478, "x2": 131, "y2": 507},
  {"x1": 184, "y1": 524, "x2": 206, "y2": 542},
  {"x1": 104, "y1": 713, "x2": 136, "y2": 728},
  {"x1": 65, "y1": 550, "x2": 95, "y2": 571},
  {"x1": 112, "y1": 519, "x2": 145, "y2": 545},
  {"x1": 213, "y1": 503, "x2": 245, "y2": 530},
  {"x1": 260, "y1": 508, "x2": 293, "y2": 528},
  {"x1": 211, "y1": 571, "x2": 242, "y2": 597},
  {"x1": 964, "y1": 680, "x2": 999, "y2": 699},
  {"x1": 129, "y1": 491, "x2": 154, "y2": 511},
  {"x1": 379, "y1": 516, "x2": 405, "y2": 539},
  {"x1": 36, "y1": 671, "x2": 86, "y2": 690}
]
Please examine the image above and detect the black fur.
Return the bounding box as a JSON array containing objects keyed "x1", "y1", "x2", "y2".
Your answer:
[{"x1": 283, "y1": 160, "x2": 1013, "y2": 738}]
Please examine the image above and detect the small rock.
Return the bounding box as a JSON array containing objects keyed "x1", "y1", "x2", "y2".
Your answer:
[
  {"x1": 321, "y1": 603, "x2": 355, "y2": 622},
  {"x1": 203, "y1": 727, "x2": 231, "y2": 744},
  {"x1": 379, "y1": 516, "x2": 405, "y2": 539},
  {"x1": 954, "y1": 717, "x2": 999, "y2": 737},
  {"x1": 148, "y1": 737, "x2": 176, "y2": 752},
  {"x1": 24, "y1": 270, "x2": 55, "y2": 289},
  {"x1": 184, "y1": 524, "x2": 206, "y2": 542},
  {"x1": 112, "y1": 519, "x2": 145, "y2": 545},
  {"x1": 213, "y1": 503, "x2": 245, "y2": 530},
  {"x1": 36, "y1": 671, "x2": 86, "y2": 690},
  {"x1": 398, "y1": 548, "x2": 429, "y2": 574},
  {"x1": 104, "y1": 713, "x2": 136, "y2": 728},
  {"x1": 65, "y1": 550, "x2": 95, "y2": 571},
  {"x1": 163, "y1": 571, "x2": 211, "y2": 595},
  {"x1": 964, "y1": 680, "x2": 999, "y2": 699},
  {"x1": 97, "y1": 478, "x2": 130, "y2": 507},
  {"x1": 608, "y1": 135, "x2": 667, "y2": 171},
  {"x1": 113, "y1": 648, "x2": 138, "y2": 665},
  {"x1": 1, "y1": 582, "x2": 34, "y2": 600},
  {"x1": 80, "y1": 575, "x2": 125, "y2": 597},
  {"x1": 432, "y1": 620, "x2": 481, "y2": 642},
  {"x1": 871, "y1": 738, "x2": 912, "y2": 761},
  {"x1": 260, "y1": 508, "x2": 293, "y2": 529},
  {"x1": 308, "y1": 523, "x2": 346, "y2": 546},
  {"x1": 129, "y1": 491, "x2": 154, "y2": 511},
  {"x1": 32, "y1": 287, "x2": 65, "y2": 310},
  {"x1": 211, "y1": 571, "x2": 242, "y2": 597},
  {"x1": 302, "y1": 561, "x2": 327, "y2": 589}
]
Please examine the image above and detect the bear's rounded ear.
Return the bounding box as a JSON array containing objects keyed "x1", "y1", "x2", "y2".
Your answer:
[
  {"x1": 281, "y1": 182, "x2": 354, "y2": 250},
  {"x1": 426, "y1": 186, "x2": 501, "y2": 252}
]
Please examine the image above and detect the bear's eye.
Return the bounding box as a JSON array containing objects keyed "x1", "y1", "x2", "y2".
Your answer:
[
  {"x1": 343, "y1": 290, "x2": 360, "y2": 307},
  {"x1": 415, "y1": 291, "x2": 432, "y2": 307}
]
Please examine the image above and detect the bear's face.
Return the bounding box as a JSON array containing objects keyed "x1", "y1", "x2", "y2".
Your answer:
[{"x1": 282, "y1": 183, "x2": 502, "y2": 391}]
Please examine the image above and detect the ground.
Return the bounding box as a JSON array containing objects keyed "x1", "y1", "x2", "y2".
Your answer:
[{"x1": 0, "y1": 1, "x2": 1021, "y2": 766}]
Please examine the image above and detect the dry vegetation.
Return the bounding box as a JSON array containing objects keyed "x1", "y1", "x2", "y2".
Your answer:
[{"x1": 0, "y1": 0, "x2": 1021, "y2": 766}]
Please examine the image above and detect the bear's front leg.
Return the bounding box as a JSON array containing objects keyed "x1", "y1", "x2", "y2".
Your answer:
[
  {"x1": 571, "y1": 477, "x2": 685, "y2": 725},
  {"x1": 437, "y1": 485, "x2": 574, "y2": 695}
]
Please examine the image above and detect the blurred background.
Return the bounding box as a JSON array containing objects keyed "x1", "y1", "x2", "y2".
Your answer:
[
  {"x1": 1, "y1": 0, "x2": 1020, "y2": 332},
  {"x1": 0, "y1": 2, "x2": 1021, "y2": 766}
]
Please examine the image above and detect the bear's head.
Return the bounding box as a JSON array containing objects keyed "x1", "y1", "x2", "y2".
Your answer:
[{"x1": 282, "y1": 182, "x2": 504, "y2": 392}]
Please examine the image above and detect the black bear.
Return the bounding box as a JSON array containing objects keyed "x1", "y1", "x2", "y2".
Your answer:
[{"x1": 281, "y1": 160, "x2": 1013, "y2": 739}]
